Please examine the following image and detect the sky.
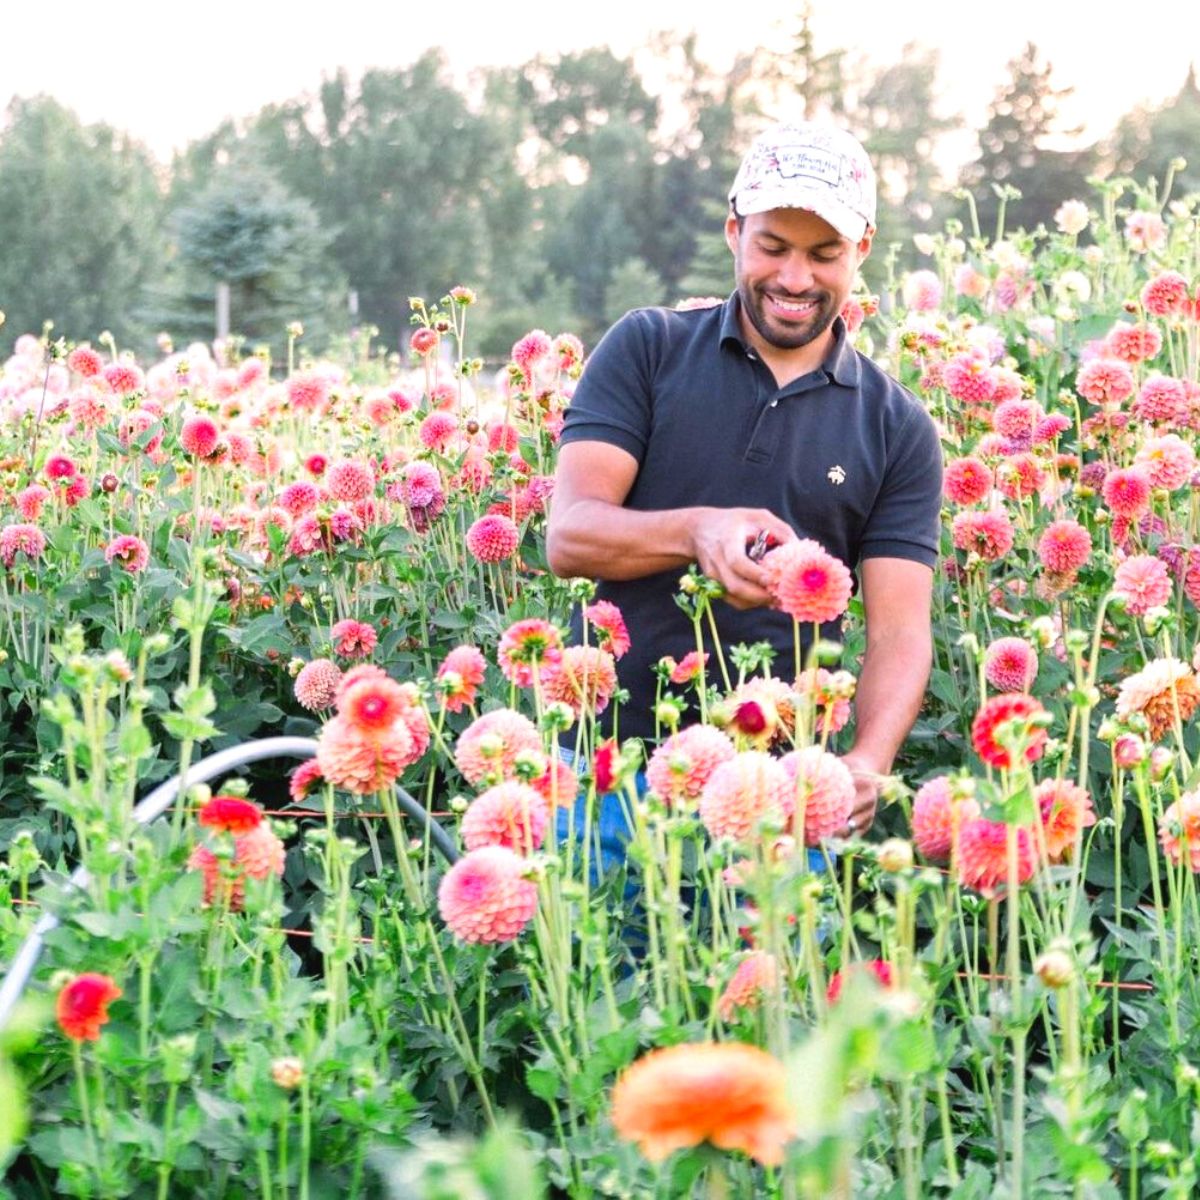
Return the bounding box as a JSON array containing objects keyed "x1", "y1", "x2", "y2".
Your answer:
[{"x1": 3, "y1": 0, "x2": 1198, "y2": 162}]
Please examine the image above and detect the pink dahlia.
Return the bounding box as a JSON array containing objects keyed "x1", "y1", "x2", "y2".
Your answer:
[
  {"x1": 1101, "y1": 468, "x2": 1152, "y2": 518},
  {"x1": 437, "y1": 845, "x2": 538, "y2": 943},
  {"x1": 761, "y1": 539, "x2": 853, "y2": 624},
  {"x1": 996, "y1": 453, "x2": 1045, "y2": 502},
  {"x1": 327, "y1": 459, "x2": 375, "y2": 503},
  {"x1": 717, "y1": 951, "x2": 780, "y2": 1021},
  {"x1": 943, "y1": 353, "x2": 997, "y2": 404},
  {"x1": 911, "y1": 776, "x2": 980, "y2": 863},
  {"x1": 971, "y1": 693, "x2": 1048, "y2": 770},
  {"x1": 16, "y1": 484, "x2": 50, "y2": 521},
  {"x1": 104, "y1": 534, "x2": 150, "y2": 573},
  {"x1": 418, "y1": 412, "x2": 458, "y2": 453},
  {"x1": 316, "y1": 715, "x2": 416, "y2": 795},
  {"x1": 1135, "y1": 434, "x2": 1195, "y2": 491},
  {"x1": 646, "y1": 725, "x2": 736, "y2": 809},
  {"x1": 1076, "y1": 359, "x2": 1135, "y2": 407},
  {"x1": 1133, "y1": 374, "x2": 1187, "y2": 425},
  {"x1": 180, "y1": 416, "x2": 220, "y2": 458},
  {"x1": 779, "y1": 746, "x2": 854, "y2": 845},
  {"x1": 956, "y1": 818, "x2": 1037, "y2": 895},
  {"x1": 436, "y1": 645, "x2": 487, "y2": 713},
  {"x1": 44, "y1": 453, "x2": 77, "y2": 480},
  {"x1": 1114, "y1": 554, "x2": 1172, "y2": 615},
  {"x1": 337, "y1": 673, "x2": 410, "y2": 735},
  {"x1": 1125, "y1": 210, "x2": 1167, "y2": 254},
  {"x1": 236, "y1": 822, "x2": 287, "y2": 882},
  {"x1": 699, "y1": 751, "x2": 794, "y2": 842},
  {"x1": 539, "y1": 645, "x2": 618, "y2": 716},
  {"x1": 1159, "y1": 791, "x2": 1200, "y2": 872},
  {"x1": 993, "y1": 399, "x2": 1039, "y2": 441},
  {"x1": 497, "y1": 618, "x2": 562, "y2": 688},
  {"x1": 1036, "y1": 778, "x2": 1096, "y2": 863},
  {"x1": 279, "y1": 481, "x2": 320, "y2": 517},
  {"x1": 460, "y1": 781, "x2": 549, "y2": 854},
  {"x1": 1142, "y1": 271, "x2": 1190, "y2": 317},
  {"x1": 286, "y1": 371, "x2": 330, "y2": 412},
  {"x1": 455, "y1": 709, "x2": 543, "y2": 786},
  {"x1": 466, "y1": 514, "x2": 520, "y2": 564},
  {"x1": 984, "y1": 637, "x2": 1038, "y2": 693},
  {"x1": 951, "y1": 510, "x2": 1014, "y2": 562},
  {"x1": 902, "y1": 270, "x2": 942, "y2": 312},
  {"x1": 1106, "y1": 323, "x2": 1162, "y2": 364},
  {"x1": 0, "y1": 524, "x2": 46, "y2": 569},
  {"x1": 331, "y1": 619, "x2": 377, "y2": 659},
  {"x1": 583, "y1": 599, "x2": 631, "y2": 658},
  {"x1": 67, "y1": 346, "x2": 103, "y2": 377},
  {"x1": 103, "y1": 362, "x2": 144, "y2": 396},
  {"x1": 289, "y1": 758, "x2": 325, "y2": 803},
  {"x1": 943, "y1": 457, "x2": 992, "y2": 505},
  {"x1": 1038, "y1": 520, "x2": 1091, "y2": 573},
  {"x1": 531, "y1": 757, "x2": 579, "y2": 809},
  {"x1": 511, "y1": 330, "x2": 553, "y2": 379}
]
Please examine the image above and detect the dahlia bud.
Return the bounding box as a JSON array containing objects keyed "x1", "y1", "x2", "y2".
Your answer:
[
  {"x1": 540, "y1": 702, "x2": 575, "y2": 733},
  {"x1": 877, "y1": 838, "x2": 914, "y2": 873},
  {"x1": 100, "y1": 473, "x2": 119, "y2": 493},
  {"x1": 655, "y1": 697, "x2": 683, "y2": 731},
  {"x1": 730, "y1": 698, "x2": 775, "y2": 740},
  {"x1": 1034, "y1": 948, "x2": 1074, "y2": 989},
  {"x1": 1150, "y1": 747, "x2": 1174, "y2": 781},
  {"x1": 448, "y1": 794, "x2": 469, "y2": 814},
  {"x1": 1113, "y1": 733, "x2": 1147, "y2": 769},
  {"x1": 271, "y1": 1057, "x2": 304, "y2": 1090}
]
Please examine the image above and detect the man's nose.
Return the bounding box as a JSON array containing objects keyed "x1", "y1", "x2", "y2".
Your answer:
[{"x1": 775, "y1": 254, "x2": 815, "y2": 295}]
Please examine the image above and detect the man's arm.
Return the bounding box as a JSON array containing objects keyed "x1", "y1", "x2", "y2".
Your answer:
[
  {"x1": 546, "y1": 441, "x2": 796, "y2": 609},
  {"x1": 840, "y1": 556, "x2": 934, "y2": 832}
]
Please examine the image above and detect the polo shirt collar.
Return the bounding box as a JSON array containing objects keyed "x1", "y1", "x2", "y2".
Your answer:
[{"x1": 719, "y1": 292, "x2": 861, "y2": 389}]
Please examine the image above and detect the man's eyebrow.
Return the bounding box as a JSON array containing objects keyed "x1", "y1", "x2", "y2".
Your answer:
[{"x1": 756, "y1": 230, "x2": 845, "y2": 250}]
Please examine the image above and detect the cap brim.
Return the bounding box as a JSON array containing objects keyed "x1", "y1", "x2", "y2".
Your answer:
[{"x1": 734, "y1": 187, "x2": 871, "y2": 243}]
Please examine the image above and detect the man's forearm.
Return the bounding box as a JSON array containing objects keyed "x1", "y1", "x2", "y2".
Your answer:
[
  {"x1": 843, "y1": 629, "x2": 932, "y2": 776},
  {"x1": 546, "y1": 499, "x2": 705, "y2": 581}
]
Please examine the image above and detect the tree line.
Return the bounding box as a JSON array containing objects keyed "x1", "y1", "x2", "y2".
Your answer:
[{"x1": 0, "y1": 27, "x2": 1196, "y2": 362}]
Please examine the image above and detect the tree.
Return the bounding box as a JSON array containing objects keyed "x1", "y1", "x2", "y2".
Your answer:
[
  {"x1": 150, "y1": 166, "x2": 345, "y2": 354},
  {"x1": 960, "y1": 43, "x2": 1098, "y2": 236},
  {"x1": 0, "y1": 96, "x2": 164, "y2": 352},
  {"x1": 1107, "y1": 65, "x2": 1200, "y2": 200}
]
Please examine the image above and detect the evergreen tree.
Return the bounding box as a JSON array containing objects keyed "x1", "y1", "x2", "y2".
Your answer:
[
  {"x1": 150, "y1": 165, "x2": 345, "y2": 356},
  {"x1": 960, "y1": 43, "x2": 1097, "y2": 237}
]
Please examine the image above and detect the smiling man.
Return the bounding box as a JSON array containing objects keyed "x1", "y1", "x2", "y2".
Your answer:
[{"x1": 547, "y1": 122, "x2": 943, "y2": 843}]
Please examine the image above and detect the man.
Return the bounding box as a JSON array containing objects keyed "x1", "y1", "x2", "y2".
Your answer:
[{"x1": 546, "y1": 122, "x2": 942, "y2": 838}]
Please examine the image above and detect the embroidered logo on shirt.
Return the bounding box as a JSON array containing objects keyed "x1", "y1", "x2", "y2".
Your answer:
[{"x1": 827, "y1": 465, "x2": 846, "y2": 485}]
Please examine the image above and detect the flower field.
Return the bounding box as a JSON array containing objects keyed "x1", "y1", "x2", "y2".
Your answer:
[{"x1": 2, "y1": 177, "x2": 1200, "y2": 1198}]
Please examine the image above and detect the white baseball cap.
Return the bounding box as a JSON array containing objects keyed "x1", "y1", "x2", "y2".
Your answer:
[{"x1": 729, "y1": 122, "x2": 877, "y2": 242}]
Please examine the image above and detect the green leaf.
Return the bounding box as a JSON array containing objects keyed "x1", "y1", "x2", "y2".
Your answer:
[{"x1": 525, "y1": 1064, "x2": 560, "y2": 1104}]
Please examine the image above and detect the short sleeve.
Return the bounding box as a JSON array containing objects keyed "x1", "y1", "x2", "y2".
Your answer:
[
  {"x1": 859, "y1": 403, "x2": 943, "y2": 567},
  {"x1": 559, "y1": 311, "x2": 657, "y2": 463}
]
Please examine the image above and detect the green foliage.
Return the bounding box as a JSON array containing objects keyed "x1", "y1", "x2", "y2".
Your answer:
[{"x1": 0, "y1": 96, "x2": 163, "y2": 353}]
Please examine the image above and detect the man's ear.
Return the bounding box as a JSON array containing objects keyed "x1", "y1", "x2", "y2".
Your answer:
[{"x1": 724, "y1": 213, "x2": 740, "y2": 257}]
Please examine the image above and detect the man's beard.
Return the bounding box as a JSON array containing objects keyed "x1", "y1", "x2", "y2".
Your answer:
[{"x1": 739, "y1": 282, "x2": 837, "y2": 351}]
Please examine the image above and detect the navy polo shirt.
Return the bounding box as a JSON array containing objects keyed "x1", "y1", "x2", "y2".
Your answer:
[{"x1": 560, "y1": 293, "x2": 943, "y2": 741}]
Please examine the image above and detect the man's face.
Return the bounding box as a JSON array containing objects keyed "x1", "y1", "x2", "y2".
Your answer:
[{"x1": 725, "y1": 208, "x2": 871, "y2": 354}]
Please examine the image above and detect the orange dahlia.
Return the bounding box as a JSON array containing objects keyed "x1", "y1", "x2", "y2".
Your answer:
[{"x1": 611, "y1": 1042, "x2": 796, "y2": 1166}]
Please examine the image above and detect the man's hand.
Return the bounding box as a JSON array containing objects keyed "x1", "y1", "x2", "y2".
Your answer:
[
  {"x1": 840, "y1": 753, "x2": 884, "y2": 836},
  {"x1": 689, "y1": 507, "x2": 797, "y2": 609}
]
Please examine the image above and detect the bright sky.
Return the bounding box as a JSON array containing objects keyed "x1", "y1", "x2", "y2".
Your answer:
[{"x1": 5, "y1": 0, "x2": 1198, "y2": 163}]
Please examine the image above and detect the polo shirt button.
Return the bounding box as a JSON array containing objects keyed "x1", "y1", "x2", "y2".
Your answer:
[{"x1": 770, "y1": 400, "x2": 778, "y2": 408}]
